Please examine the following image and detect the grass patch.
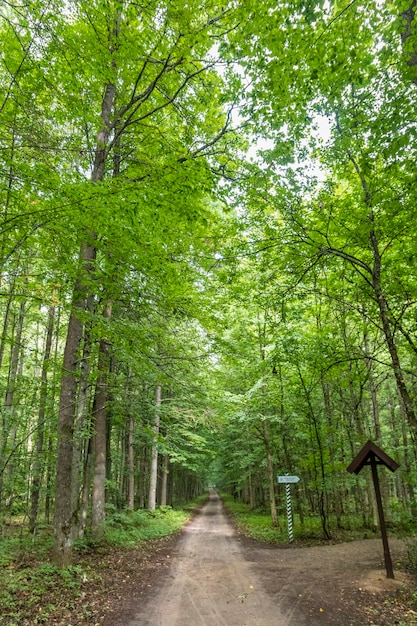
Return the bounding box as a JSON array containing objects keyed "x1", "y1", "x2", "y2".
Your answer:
[
  {"x1": 222, "y1": 494, "x2": 406, "y2": 545},
  {"x1": 222, "y1": 496, "x2": 288, "y2": 543},
  {"x1": 0, "y1": 498, "x2": 206, "y2": 626},
  {"x1": 102, "y1": 506, "x2": 189, "y2": 547},
  {"x1": 181, "y1": 493, "x2": 209, "y2": 514}
]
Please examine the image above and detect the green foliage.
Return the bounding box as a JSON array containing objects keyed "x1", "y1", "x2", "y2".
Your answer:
[
  {"x1": 224, "y1": 496, "x2": 288, "y2": 542},
  {"x1": 223, "y1": 494, "x2": 412, "y2": 545},
  {"x1": 1, "y1": 0, "x2": 417, "y2": 586},
  {"x1": 0, "y1": 539, "x2": 95, "y2": 625},
  {"x1": 103, "y1": 507, "x2": 189, "y2": 547},
  {"x1": 0, "y1": 499, "x2": 199, "y2": 625},
  {"x1": 405, "y1": 538, "x2": 417, "y2": 574}
]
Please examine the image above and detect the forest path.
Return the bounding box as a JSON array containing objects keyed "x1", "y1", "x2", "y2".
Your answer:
[
  {"x1": 104, "y1": 490, "x2": 410, "y2": 626},
  {"x1": 127, "y1": 489, "x2": 289, "y2": 626}
]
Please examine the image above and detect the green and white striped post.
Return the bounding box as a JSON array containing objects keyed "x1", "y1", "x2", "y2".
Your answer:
[
  {"x1": 277, "y1": 475, "x2": 300, "y2": 543},
  {"x1": 285, "y1": 484, "x2": 293, "y2": 542}
]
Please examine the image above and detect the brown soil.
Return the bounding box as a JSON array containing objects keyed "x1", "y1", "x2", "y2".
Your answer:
[
  {"x1": 97, "y1": 492, "x2": 416, "y2": 626},
  {"x1": 17, "y1": 492, "x2": 417, "y2": 625}
]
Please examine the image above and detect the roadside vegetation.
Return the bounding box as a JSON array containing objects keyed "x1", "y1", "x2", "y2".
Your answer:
[
  {"x1": 1, "y1": 1, "x2": 417, "y2": 623},
  {"x1": 222, "y1": 493, "x2": 416, "y2": 546},
  {"x1": 0, "y1": 500, "x2": 203, "y2": 626}
]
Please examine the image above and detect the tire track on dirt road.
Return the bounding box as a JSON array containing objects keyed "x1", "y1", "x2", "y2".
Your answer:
[{"x1": 128, "y1": 490, "x2": 294, "y2": 625}]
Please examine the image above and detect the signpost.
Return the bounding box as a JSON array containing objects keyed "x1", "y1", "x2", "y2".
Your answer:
[
  {"x1": 277, "y1": 475, "x2": 300, "y2": 484},
  {"x1": 347, "y1": 440, "x2": 399, "y2": 579},
  {"x1": 277, "y1": 475, "x2": 300, "y2": 543}
]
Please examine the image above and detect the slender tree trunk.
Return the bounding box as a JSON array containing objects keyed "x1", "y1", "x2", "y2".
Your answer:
[
  {"x1": 45, "y1": 305, "x2": 61, "y2": 526},
  {"x1": 128, "y1": 415, "x2": 135, "y2": 510},
  {"x1": 6, "y1": 341, "x2": 25, "y2": 489},
  {"x1": 248, "y1": 470, "x2": 256, "y2": 509},
  {"x1": 29, "y1": 305, "x2": 55, "y2": 533},
  {"x1": 45, "y1": 434, "x2": 53, "y2": 525},
  {"x1": 91, "y1": 301, "x2": 113, "y2": 534},
  {"x1": 298, "y1": 366, "x2": 331, "y2": 540},
  {"x1": 256, "y1": 315, "x2": 279, "y2": 527},
  {"x1": 118, "y1": 423, "x2": 126, "y2": 504},
  {"x1": 363, "y1": 330, "x2": 381, "y2": 439},
  {"x1": 160, "y1": 453, "x2": 169, "y2": 507},
  {"x1": 148, "y1": 385, "x2": 161, "y2": 511},
  {"x1": 79, "y1": 436, "x2": 93, "y2": 538},
  {"x1": 397, "y1": 389, "x2": 417, "y2": 515},
  {"x1": 0, "y1": 278, "x2": 14, "y2": 370},
  {"x1": 263, "y1": 419, "x2": 278, "y2": 528},
  {"x1": 363, "y1": 328, "x2": 392, "y2": 521},
  {"x1": 71, "y1": 299, "x2": 95, "y2": 537},
  {"x1": 336, "y1": 135, "x2": 417, "y2": 441},
  {"x1": 369, "y1": 225, "x2": 417, "y2": 437},
  {"x1": 321, "y1": 379, "x2": 343, "y2": 527},
  {"x1": 0, "y1": 299, "x2": 25, "y2": 507},
  {"x1": 139, "y1": 447, "x2": 147, "y2": 509}
]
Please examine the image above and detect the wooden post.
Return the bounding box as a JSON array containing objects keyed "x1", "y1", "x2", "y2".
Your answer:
[
  {"x1": 346, "y1": 440, "x2": 399, "y2": 580},
  {"x1": 370, "y1": 454, "x2": 394, "y2": 579}
]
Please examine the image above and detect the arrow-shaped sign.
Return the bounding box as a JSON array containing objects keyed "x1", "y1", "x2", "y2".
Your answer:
[{"x1": 277, "y1": 475, "x2": 300, "y2": 484}]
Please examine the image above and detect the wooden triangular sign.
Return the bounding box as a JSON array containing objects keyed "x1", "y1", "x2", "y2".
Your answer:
[{"x1": 346, "y1": 440, "x2": 399, "y2": 475}]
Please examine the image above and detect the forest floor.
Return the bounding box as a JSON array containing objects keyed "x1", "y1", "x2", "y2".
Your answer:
[{"x1": 7, "y1": 493, "x2": 417, "y2": 625}]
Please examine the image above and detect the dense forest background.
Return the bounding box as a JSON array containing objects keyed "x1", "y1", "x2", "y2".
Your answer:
[{"x1": 1, "y1": 0, "x2": 417, "y2": 567}]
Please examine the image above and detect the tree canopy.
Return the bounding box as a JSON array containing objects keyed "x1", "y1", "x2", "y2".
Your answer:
[{"x1": 0, "y1": 0, "x2": 416, "y2": 566}]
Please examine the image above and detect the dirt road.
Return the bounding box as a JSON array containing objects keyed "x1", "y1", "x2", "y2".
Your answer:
[
  {"x1": 128, "y1": 490, "x2": 288, "y2": 625},
  {"x1": 114, "y1": 490, "x2": 410, "y2": 626}
]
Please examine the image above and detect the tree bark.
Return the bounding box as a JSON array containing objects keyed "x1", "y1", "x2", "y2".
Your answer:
[
  {"x1": 29, "y1": 305, "x2": 55, "y2": 533},
  {"x1": 91, "y1": 301, "x2": 113, "y2": 534},
  {"x1": 333, "y1": 130, "x2": 417, "y2": 442},
  {"x1": 160, "y1": 453, "x2": 169, "y2": 507},
  {"x1": 263, "y1": 419, "x2": 278, "y2": 528},
  {"x1": 369, "y1": 226, "x2": 417, "y2": 437},
  {"x1": 128, "y1": 415, "x2": 135, "y2": 510},
  {"x1": 71, "y1": 319, "x2": 94, "y2": 540},
  {"x1": 0, "y1": 278, "x2": 14, "y2": 370},
  {"x1": 53, "y1": 79, "x2": 116, "y2": 565},
  {"x1": 401, "y1": 1, "x2": 417, "y2": 84},
  {"x1": 0, "y1": 298, "x2": 25, "y2": 507},
  {"x1": 148, "y1": 385, "x2": 161, "y2": 511}
]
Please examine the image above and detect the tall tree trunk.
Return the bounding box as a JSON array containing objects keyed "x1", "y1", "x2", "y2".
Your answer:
[
  {"x1": 369, "y1": 224, "x2": 417, "y2": 437},
  {"x1": 0, "y1": 299, "x2": 25, "y2": 507},
  {"x1": 321, "y1": 379, "x2": 343, "y2": 527},
  {"x1": 128, "y1": 415, "x2": 135, "y2": 510},
  {"x1": 44, "y1": 307, "x2": 61, "y2": 525},
  {"x1": 79, "y1": 436, "x2": 93, "y2": 538},
  {"x1": 71, "y1": 315, "x2": 94, "y2": 540},
  {"x1": 363, "y1": 329, "x2": 381, "y2": 439},
  {"x1": 0, "y1": 278, "x2": 14, "y2": 370},
  {"x1": 160, "y1": 453, "x2": 169, "y2": 507},
  {"x1": 139, "y1": 446, "x2": 147, "y2": 509},
  {"x1": 52, "y1": 244, "x2": 96, "y2": 565},
  {"x1": 248, "y1": 470, "x2": 256, "y2": 509},
  {"x1": 148, "y1": 385, "x2": 161, "y2": 512},
  {"x1": 363, "y1": 327, "x2": 391, "y2": 522},
  {"x1": 298, "y1": 366, "x2": 331, "y2": 540},
  {"x1": 53, "y1": 80, "x2": 116, "y2": 566},
  {"x1": 263, "y1": 419, "x2": 278, "y2": 528},
  {"x1": 337, "y1": 142, "x2": 417, "y2": 441},
  {"x1": 29, "y1": 305, "x2": 55, "y2": 533},
  {"x1": 91, "y1": 301, "x2": 113, "y2": 535}
]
